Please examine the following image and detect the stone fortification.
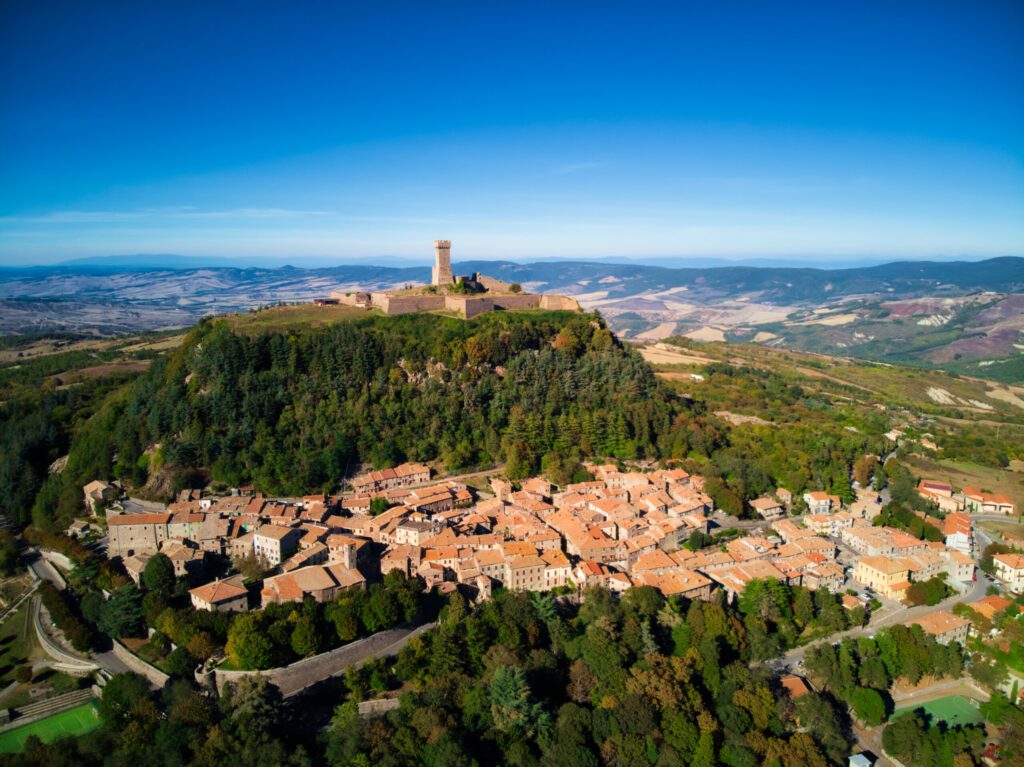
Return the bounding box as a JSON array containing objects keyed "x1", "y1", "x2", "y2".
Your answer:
[
  {"x1": 328, "y1": 240, "x2": 580, "y2": 319},
  {"x1": 431, "y1": 240, "x2": 453, "y2": 286},
  {"x1": 372, "y1": 293, "x2": 446, "y2": 315},
  {"x1": 332, "y1": 290, "x2": 579, "y2": 318},
  {"x1": 539, "y1": 294, "x2": 580, "y2": 311}
]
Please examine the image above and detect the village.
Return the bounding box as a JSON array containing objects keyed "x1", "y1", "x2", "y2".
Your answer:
[{"x1": 73, "y1": 459, "x2": 1022, "y2": 659}]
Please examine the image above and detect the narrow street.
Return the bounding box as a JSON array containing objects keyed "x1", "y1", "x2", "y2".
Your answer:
[{"x1": 778, "y1": 570, "x2": 992, "y2": 670}]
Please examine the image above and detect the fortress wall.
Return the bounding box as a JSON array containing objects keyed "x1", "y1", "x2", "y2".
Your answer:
[
  {"x1": 373, "y1": 294, "x2": 446, "y2": 315},
  {"x1": 333, "y1": 288, "x2": 577, "y2": 318},
  {"x1": 492, "y1": 294, "x2": 542, "y2": 311},
  {"x1": 477, "y1": 274, "x2": 514, "y2": 293},
  {"x1": 210, "y1": 622, "x2": 436, "y2": 698},
  {"x1": 539, "y1": 294, "x2": 581, "y2": 311},
  {"x1": 332, "y1": 292, "x2": 363, "y2": 306},
  {"x1": 446, "y1": 296, "x2": 495, "y2": 318}
]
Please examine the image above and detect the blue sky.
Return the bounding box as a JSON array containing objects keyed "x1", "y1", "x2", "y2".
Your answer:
[{"x1": 1, "y1": 1, "x2": 1022, "y2": 266}]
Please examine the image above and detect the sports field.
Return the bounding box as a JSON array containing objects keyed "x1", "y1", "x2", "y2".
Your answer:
[
  {"x1": 0, "y1": 703, "x2": 100, "y2": 752},
  {"x1": 894, "y1": 695, "x2": 983, "y2": 727}
]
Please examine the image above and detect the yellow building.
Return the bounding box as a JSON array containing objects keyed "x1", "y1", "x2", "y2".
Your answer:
[{"x1": 852, "y1": 555, "x2": 911, "y2": 600}]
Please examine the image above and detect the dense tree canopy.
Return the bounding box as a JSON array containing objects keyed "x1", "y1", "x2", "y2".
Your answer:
[{"x1": 41, "y1": 312, "x2": 701, "y2": 510}]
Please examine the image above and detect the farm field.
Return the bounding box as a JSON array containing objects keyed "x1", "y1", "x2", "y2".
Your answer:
[
  {"x1": 0, "y1": 703, "x2": 101, "y2": 752},
  {"x1": 651, "y1": 337, "x2": 1024, "y2": 421}
]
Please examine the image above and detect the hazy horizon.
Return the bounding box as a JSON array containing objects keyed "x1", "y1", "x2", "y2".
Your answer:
[{"x1": 1, "y1": 251, "x2": 1019, "y2": 272}]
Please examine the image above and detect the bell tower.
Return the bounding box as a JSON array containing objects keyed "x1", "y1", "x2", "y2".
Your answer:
[{"x1": 432, "y1": 240, "x2": 453, "y2": 286}]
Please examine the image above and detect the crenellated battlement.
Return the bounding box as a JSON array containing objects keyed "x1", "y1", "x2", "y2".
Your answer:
[{"x1": 433, "y1": 240, "x2": 451, "y2": 249}]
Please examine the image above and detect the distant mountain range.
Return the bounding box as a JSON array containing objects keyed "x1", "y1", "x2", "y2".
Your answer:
[
  {"x1": 2, "y1": 256, "x2": 1022, "y2": 381},
  {"x1": 3, "y1": 252, "x2": 1007, "y2": 271}
]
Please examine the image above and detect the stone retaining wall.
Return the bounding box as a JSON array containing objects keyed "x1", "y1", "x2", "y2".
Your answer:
[
  {"x1": 373, "y1": 294, "x2": 446, "y2": 315},
  {"x1": 539, "y1": 294, "x2": 580, "y2": 311},
  {"x1": 211, "y1": 621, "x2": 436, "y2": 698},
  {"x1": 40, "y1": 550, "x2": 74, "y2": 572},
  {"x1": 358, "y1": 698, "x2": 400, "y2": 718},
  {"x1": 33, "y1": 598, "x2": 98, "y2": 674},
  {"x1": 111, "y1": 640, "x2": 170, "y2": 688},
  {"x1": 367, "y1": 290, "x2": 578, "y2": 318},
  {"x1": 446, "y1": 296, "x2": 497, "y2": 318}
]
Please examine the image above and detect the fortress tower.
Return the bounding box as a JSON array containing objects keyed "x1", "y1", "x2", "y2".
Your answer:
[{"x1": 431, "y1": 239, "x2": 454, "y2": 286}]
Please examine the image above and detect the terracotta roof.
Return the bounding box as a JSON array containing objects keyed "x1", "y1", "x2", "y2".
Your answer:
[
  {"x1": 190, "y1": 576, "x2": 247, "y2": 604},
  {"x1": 255, "y1": 524, "x2": 298, "y2": 540},
  {"x1": 507, "y1": 554, "x2": 546, "y2": 570},
  {"x1": 971, "y1": 595, "x2": 1012, "y2": 620},
  {"x1": 908, "y1": 610, "x2": 970, "y2": 636},
  {"x1": 780, "y1": 674, "x2": 811, "y2": 699},
  {"x1": 994, "y1": 552, "x2": 1024, "y2": 570}
]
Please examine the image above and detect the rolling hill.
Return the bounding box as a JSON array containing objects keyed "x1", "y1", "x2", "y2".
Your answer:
[{"x1": 1, "y1": 256, "x2": 1022, "y2": 381}]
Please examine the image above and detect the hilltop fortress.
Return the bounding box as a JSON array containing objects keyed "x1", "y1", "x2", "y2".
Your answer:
[{"x1": 332, "y1": 240, "x2": 579, "y2": 318}]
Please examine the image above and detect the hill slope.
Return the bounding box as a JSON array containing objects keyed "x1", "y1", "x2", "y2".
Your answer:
[{"x1": 56, "y1": 310, "x2": 687, "y2": 502}]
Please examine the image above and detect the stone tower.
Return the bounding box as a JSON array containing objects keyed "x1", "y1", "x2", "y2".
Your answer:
[{"x1": 432, "y1": 240, "x2": 453, "y2": 286}]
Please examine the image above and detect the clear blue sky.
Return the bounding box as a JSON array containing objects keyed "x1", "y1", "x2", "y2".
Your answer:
[{"x1": 1, "y1": 1, "x2": 1022, "y2": 265}]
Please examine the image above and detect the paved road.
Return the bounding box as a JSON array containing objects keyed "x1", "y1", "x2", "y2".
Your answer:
[
  {"x1": 93, "y1": 648, "x2": 134, "y2": 676},
  {"x1": 23, "y1": 547, "x2": 134, "y2": 679},
  {"x1": 972, "y1": 513, "x2": 1023, "y2": 523},
  {"x1": 214, "y1": 620, "x2": 437, "y2": 698},
  {"x1": 26, "y1": 552, "x2": 65, "y2": 590},
  {"x1": 777, "y1": 570, "x2": 992, "y2": 670}
]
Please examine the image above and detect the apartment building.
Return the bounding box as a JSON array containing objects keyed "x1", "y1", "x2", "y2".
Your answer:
[
  {"x1": 852, "y1": 556, "x2": 910, "y2": 600},
  {"x1": 253, "y1": 524, "x2": 303, "y2": 566},
  {"x1": 993, "y1": 552, "x2": 1024, "y2": 594}
]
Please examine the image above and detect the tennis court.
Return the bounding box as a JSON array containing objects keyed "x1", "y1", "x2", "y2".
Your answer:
[
  {"x1": 0, "y1": 703, "x2": 101, "y2": 752},
  {"x1": 894, "y1": 695, "x2": 983, "y2": 727}
]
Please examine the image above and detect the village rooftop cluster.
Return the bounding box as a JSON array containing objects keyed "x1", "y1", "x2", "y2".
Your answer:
[{"x1": 75, "y1": 460, "x2": 1021, "y2": 650}]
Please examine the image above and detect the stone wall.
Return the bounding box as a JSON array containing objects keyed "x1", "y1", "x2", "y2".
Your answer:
[
  {"x1": 40, "y1": 550, "x2": 74, "y2": 571},
  {"x1": 211, "y1": 621, "x2": 435, "y2": 698},
  {"x1": 358, "y1": 698, "x2": 400, "y2": 718},
  {"x1": 33, "y1": 599, "x2": 98, "y2": 674},
  {"x1": 476, "y1": 274, "x2": 514, "y2": 292},
  {"x1": 539, "y1": 294, "x2": 581, "y2": 311},
  {"x1": 333, "y1": 292, "x2": 371, "y2": 307},
  {"x1": 111, "y1": 639, "x2": 170, "y2": 688},
  {"x1": 445, "y1": 296, "x2": 495, "y2": 318},
  {"x1": 373, "y1": 293, "x2": 446, "y2": 315},
  {"x1": 334, "y1": 287, "x2": 578, "y2": 318},
  {"x1": 491, "y1": 294, "x2": 542, "y2": 311}
]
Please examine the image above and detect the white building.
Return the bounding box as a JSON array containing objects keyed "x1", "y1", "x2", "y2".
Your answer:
[
  {"x1": 993, "y1": 552, "x2": 1024, "y2": 594},
  {"x1": 253, "y1": 524, "x2": 302, "y2": 566}
]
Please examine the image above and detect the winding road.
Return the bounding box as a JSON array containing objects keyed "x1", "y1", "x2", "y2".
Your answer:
[
  {"x1": 24, "y1": 548, "x2": 133, "y2": 677},
  {"x1": 775, "y1": 568, "x2": 993, "y2": 672}
]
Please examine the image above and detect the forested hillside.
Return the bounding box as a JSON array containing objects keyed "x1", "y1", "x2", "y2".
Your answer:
[
  {"x1": 4, "y1": 308, "x2": 899, "y2": 530},
  {"x1": 19, "y1": 311, "x2": 709, "y2": 526},
  {"x1": 10, "y1": 585, "x2": 1018, "y2": 767}
]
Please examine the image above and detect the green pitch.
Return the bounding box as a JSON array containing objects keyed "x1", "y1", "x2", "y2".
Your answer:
[
  {"x1": 0, "y1": 703, "x2": 101, "y2": 753},
  {"x1": 894, "y1": 695, "x2": 983, "y2": 727}
]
